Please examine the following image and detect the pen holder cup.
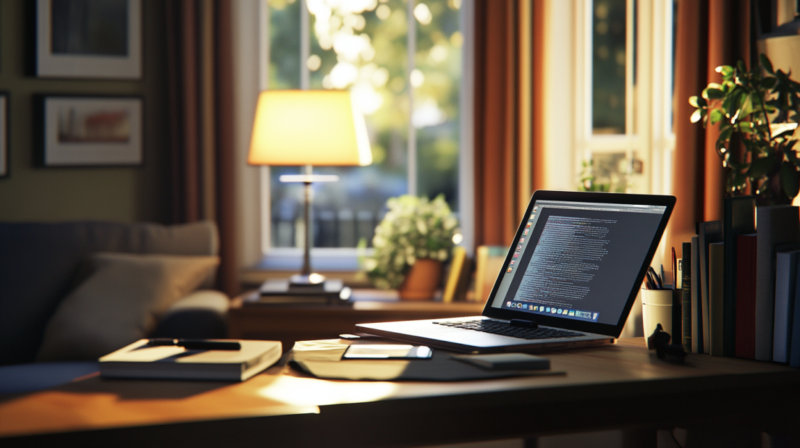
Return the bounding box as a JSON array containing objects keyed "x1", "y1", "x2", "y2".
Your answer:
[{"x1": 641, "y1": 289, "x2": 674, "y2": 342}]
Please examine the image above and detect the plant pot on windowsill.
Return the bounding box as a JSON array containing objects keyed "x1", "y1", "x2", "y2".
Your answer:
[{"x1": 398, "y1": 258, "x2": 443, "y2": 300}]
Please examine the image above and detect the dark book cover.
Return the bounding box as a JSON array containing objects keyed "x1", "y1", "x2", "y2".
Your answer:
[
  {"x1": 790, "y1": 261, "x2": 800, "y2": 368},
  {"x1": 722, "y1": 196, "x2": 756, "y2": 357},
  {"x1": 691, "y1": 236, "x2": 702, "y2": 353},
  {"x1": 755, "y1": 206, "x2": 800, "y2": 361},
  {"x1": 681, "y1": 242, "x2": 692, "y2": 352},
  {"x1": 735, "y1": 234, "x2": 757, "y2": 359}
]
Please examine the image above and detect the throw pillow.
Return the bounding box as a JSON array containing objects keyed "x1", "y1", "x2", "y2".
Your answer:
[{"x1": 36, "y1": 253, "x2": 220, "y2": 362}]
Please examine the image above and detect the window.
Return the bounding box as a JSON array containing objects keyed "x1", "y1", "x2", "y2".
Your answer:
[
  {"x1": 574, "y1": 0, "x2": 676, "y2": 195},
  {"x1": 263, "y1": 0, "x2": 463, "y2": 254}
]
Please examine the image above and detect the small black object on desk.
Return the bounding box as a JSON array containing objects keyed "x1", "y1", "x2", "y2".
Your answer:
[
  {"x1": 647, "y1": 324, "x2": 687, "y2": 364},
  {"x1": 147, "y1": 339, "x2": 241, "y2": 351}
]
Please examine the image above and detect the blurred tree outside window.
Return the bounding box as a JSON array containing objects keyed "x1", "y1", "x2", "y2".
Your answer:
[{"x1": 266, "y1": 0, "x2": 462, "y2": 249}]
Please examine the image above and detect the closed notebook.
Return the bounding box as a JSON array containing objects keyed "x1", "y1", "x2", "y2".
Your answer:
[{"x1": 100, "y1": 339, "x2": 282, "y2": 381}]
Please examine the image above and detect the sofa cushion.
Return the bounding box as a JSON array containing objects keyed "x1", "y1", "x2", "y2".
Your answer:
[
  {"x1": 36, "y1": 253, "x2": 219, "y2": 362},
  {"x1": 0, "y1": 221, "x2": 217, "y2": 366}
]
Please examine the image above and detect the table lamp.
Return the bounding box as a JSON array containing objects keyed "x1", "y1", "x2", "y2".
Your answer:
[{"x1": 248, "y1": 90, "x2": 372, "y2": 287}]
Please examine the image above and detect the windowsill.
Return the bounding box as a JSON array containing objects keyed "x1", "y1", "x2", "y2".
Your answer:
[{"x1": 240, "y1": 248, "x2": 374, "y2": 289}]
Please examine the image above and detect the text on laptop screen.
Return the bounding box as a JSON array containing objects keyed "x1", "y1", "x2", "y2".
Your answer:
[{"x1": 489, "y1": 200, "x2": 667, "y2": 326}]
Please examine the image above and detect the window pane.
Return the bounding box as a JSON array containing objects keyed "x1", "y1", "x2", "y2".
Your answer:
[
  {"x1": 414, "y1": 0, "x2": 461, "y2": 210},
  {"x1": 591, "y1": 0, "x2": 626, "y2": 135},
  {"x1": 268, "y1": 0, "x2": 302, "y2": 89},
  {"x1": 268, "y1": 0, "x2": 412, "y2": 248}
]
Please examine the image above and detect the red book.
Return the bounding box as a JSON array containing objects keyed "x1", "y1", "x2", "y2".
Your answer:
[{"x1": 735, "y1": 234, "x2": 757, "y2": 359}]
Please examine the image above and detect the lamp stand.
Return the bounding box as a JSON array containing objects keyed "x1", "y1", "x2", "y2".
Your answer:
[{"x1": 279, "y1": 165, "x2": 339, "y2": 287}]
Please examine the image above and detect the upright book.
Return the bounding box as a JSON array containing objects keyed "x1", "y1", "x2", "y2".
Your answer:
[
  {"x1": 100, "y1": 339, "x2": 282, "y2": 381},
  {"x1": 773, "y1": 249, "x2": 800, "y2": 363},
  {"x1": 791, "y1": 262, "x2": 800, "y2": 368},
  {"x1": 735, "y1": 234, "x2": 758, "y2": 359},
  {"x1": 708, "y1": 242, "x2": 725, "y2": 356},
  {"x1": 723, "y1": 196, "x2": 756, "y2": 356},
  {"x1": 691, "y1": 236, "x2": 702, "y2": 353},
  {"x1": 697, "y1": 221, "x2": 722, "y2": 354},
  {"x1": 755, "y1": 206, "x2": 800, "y2": 361},
  {"x1": 681, "y1": 242, "x2": 692, "y2": 352}
]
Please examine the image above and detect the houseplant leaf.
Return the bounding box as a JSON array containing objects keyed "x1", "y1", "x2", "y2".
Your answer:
[{"x1": 780, "y1": 161, "x2": 800, "y2": 199}]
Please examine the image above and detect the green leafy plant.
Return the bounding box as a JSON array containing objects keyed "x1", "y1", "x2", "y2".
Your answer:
[
  {"x1": 364, "y1": 194, "x2": 458, "y2": 289},
  {"x1": 690, "y1": 54, "x2": 800, "y2": 205}
]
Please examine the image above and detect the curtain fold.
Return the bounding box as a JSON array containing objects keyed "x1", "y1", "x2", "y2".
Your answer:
[
  {"x1": 473, "y1": 0, "x2": 545, "y2": 248},
  {"x1": 669, "y1": 0, "x2": 752, "y2": 250},
  {"x1": 166, "y1": 0, "x2": 238, "y2": 297}
]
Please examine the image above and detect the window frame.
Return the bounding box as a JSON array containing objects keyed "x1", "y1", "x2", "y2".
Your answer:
[
  {"x1": 247, "y1": 0, "x2": 475, "y2": 273},
  {"x1": 572, "y1": 0, "x2": 676, "y2": 196}
]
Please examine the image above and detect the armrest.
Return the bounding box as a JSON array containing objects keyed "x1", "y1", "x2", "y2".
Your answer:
[{"x1": 150, "y1": 290, "x2": 230, "y2": 339}]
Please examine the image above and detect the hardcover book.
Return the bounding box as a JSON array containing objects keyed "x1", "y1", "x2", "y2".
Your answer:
[
  {"x1": 697, "y1": 221, "x2": 722, "y2": 354},
  {"x1": 681, "y1": 242, "x2": 692, "y2": 353},
  {"x1": 773, "y1": 249, "x2": 800, "y2": 363},
  {"x1": 723, "y1": 196, "x2": 756, "y2": 356},
  {"x1": 755, "y1": 206, "x2": 800, "y2": 361},
  {"x1": 100, "y1": 339, "x2": 282, "y2": 381},
  {"x1": 735, "y1": 234, "x2": 757, "y2": 359}
]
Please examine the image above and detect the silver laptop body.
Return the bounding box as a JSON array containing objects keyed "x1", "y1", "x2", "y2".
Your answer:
[{"x1": 357, "y1": 190, "x2": 676, "y2": 353}]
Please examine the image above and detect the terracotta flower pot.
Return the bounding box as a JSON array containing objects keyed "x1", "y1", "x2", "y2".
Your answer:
[{"x1": 398, "y1": 258, "x2": 443, "y2": 300}]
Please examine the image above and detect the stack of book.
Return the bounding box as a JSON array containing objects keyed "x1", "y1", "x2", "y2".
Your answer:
[{"x1": 677, "y1": 198, "x2": 800, "y2": 367}]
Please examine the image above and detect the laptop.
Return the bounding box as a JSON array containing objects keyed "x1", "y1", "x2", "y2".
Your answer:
[{"x1": 357, "y1": 190, "x2": 676, "y2": 353}]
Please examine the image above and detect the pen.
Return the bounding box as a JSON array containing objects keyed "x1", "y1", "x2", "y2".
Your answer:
[{"x1": 147, "y1": 339, "x2": 241, "y2": 351}]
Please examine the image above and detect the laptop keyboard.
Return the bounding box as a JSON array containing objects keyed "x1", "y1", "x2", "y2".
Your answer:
[{"x1": 434, "y1": 319, "x2": 583, "y2": 340}]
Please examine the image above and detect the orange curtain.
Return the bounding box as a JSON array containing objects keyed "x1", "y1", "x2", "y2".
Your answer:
[
  {"x1": 473, "y1": 0, "x2": 545, "y2": 248},
  {"x1": 165, "y1": 0, "x2": 238, "y2": 297},
  {"x1": 669, "y1": 0, "x2": 753, "y2": 250}
]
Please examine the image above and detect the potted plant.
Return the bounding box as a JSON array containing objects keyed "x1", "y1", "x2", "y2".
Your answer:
[
  {"x1": 364, "y1": 194, "x2": 459, "y2": 299},
  {"x1": 689, "y1": 54, "x2": 800, "y2": 205}
]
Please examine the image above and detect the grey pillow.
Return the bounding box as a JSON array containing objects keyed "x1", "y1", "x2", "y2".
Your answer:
[{"x1": 36, "y1": 253, "x2": 220, "y2": 362}]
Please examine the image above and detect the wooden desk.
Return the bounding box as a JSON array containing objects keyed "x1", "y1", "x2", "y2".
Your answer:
[
  {"x1": 228, "y1": 291, "x2": 485, "y2": 349},
  {"x1": 2, "y1": 339, "x2": 799, "y2": 447}
]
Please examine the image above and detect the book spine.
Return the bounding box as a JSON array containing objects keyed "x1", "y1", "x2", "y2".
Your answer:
[
  {"x1": 773, "y1": 251, "x2": 799, "y2": 363},
  {"x1": 722, "y1": 196, "x2": 755, "y2": 357},
  {"x1": 709, "y1": 242, "x2": 725, "y2": 356},
  {"x1": 790, "y1": 262, "x2": 800, "y2": 368},
  {"x1": 691, "y1": 236, "x2": 702, "y2": 353},
  {"x1": 681, "y1": 242, "x2": 692, "y2": 353},
  {"x1": 735, "y1": 234, "x2": 757, "y2": 359},
  {"x1": 755, "y1": 206, "x2": 800, "y2": 361}
]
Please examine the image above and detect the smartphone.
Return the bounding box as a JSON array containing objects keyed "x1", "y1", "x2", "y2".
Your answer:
[{"x1": 342, "y1": 344, "x2": 433, "y2": 360}]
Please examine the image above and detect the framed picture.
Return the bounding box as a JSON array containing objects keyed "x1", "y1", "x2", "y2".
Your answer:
[
  {"x1": 35, "y1": 95, "x2": 143, "y2": 167},
  {"x1": 0, "y1": 93, "x2": 8, "y2": 178},
  {"x1": 35, "y1": 0, "x2": 142, "y2": 79}
]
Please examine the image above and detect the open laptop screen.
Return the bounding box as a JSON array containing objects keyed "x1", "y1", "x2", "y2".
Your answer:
[{"x1": 487, "y1": 199, "x2": 668, "y2": 327}]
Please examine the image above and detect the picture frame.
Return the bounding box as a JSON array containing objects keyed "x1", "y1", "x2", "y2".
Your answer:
[
  {"x1": 35, "y1": 95, "x2": 143, "y2": 167},
  {"x1": 0, "y1": 93, "x2": 8, "y2": 178},
  {"x1": 35, "y1": 0, "x2": 142, "y2": 79}
]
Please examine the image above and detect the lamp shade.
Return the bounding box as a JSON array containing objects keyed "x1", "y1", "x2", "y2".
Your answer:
[{"x1": 248, "y1": 90, "x2": 372, "y2": 166}]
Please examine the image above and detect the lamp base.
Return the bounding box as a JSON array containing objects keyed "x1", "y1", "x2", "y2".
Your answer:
[{"x1": 289, "y1": 273, "x2": 326, "y2": 288}]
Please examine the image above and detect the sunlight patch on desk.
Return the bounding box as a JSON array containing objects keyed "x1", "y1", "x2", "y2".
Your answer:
[{"x1": 257, "y1": 376, "x2": 399, "y2": 406}]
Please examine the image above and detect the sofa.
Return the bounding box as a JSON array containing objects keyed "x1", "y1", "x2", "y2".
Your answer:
[{"x1": 0, "y1": 221, "x2": 230, "y2": 394}]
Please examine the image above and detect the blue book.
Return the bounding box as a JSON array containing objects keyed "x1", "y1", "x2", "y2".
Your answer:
[
  {"x1": 773, "y1": 250, "x2": 800, "y2": 362},
  {"x1": 791, "y1": 262, "x2": 800, "y2": 368}
]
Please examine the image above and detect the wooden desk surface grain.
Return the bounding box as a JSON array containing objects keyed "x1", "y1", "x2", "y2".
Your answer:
[{"x1": 1, "y1": 339, "x2": 799, "y2": 447}]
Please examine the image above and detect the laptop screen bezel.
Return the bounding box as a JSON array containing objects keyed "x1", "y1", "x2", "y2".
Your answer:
[{"x1": 479, "y1": 190, "x2": 675, "y2": 338}]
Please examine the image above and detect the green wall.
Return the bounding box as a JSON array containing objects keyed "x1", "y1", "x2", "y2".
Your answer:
[{"x1": 0, "y1": 0, "x2": 170, "y2": 223}]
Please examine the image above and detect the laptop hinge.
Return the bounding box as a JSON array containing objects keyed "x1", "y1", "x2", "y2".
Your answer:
[{"x1": 510, "y1": 319, "x2": 538, "y2": 329}]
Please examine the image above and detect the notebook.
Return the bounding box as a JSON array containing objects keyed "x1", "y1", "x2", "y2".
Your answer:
[{"x1": 357, "y1": 190, "x2": 676, "y2": 353}]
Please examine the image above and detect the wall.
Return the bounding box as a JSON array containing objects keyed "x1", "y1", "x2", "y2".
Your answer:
[{"x1": 0, "y1": 0, "x2": 170, "y2": 223}]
